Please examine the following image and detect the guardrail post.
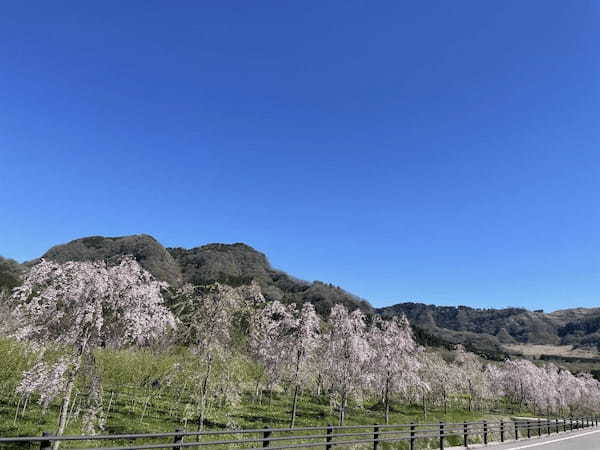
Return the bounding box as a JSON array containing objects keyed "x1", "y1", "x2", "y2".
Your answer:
[
  {"x1": 463, "y1": 421, "x2": 468, "y2": 448},
  {"x1": 563, "y1": 417, "x2": 566, "y2": 432},
  {"x1": 373, "y1": 425, "x2": 380, "y2": 450},
  {"x1": 570, "y1": 417, "x2": 573, "y2": 431},
  {"x1": 500, "y1": 419, "x2": 504, "y2": 442},
  {"x1": 172, "y1": 428, "x2": 183, "y2": 450},
  {"x1": 39, "y1": 431, "x2": 52, "y2": 450},
  {"x1": 537, "y1": 418, "x2": 541, "y2": 437},
  {"x1": 326, "y1": 424, "x2": 333, "y2": 450},
  {"x1": 262, "y1": 427, "x2": 271, "y2": 448},
  {"x1": 554, "y1": 418, "x2": 558, "y2": 433},
  {"x1": 515, "y1": 420, "x2": 519, "y2": 440},
  {"x1": 547, "y1": 418, "x2": 550, "y2": 435},
  {"x1": 439, "y1": 422, "x2": 444, "y2": 450},
  {"x1": 527, "y1": 420, "x2": 530, "y2": 439},
  {"x1": 483, "y1": 420, "x2": 488, "y2": 445},
  {"x1": 410, "y1": 423, "x2": 416, "y2": 450}
]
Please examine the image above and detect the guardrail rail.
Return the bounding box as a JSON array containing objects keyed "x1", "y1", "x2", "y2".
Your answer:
[{"x1": 0, "y1": 416, "x2": 597, "y2": 449}]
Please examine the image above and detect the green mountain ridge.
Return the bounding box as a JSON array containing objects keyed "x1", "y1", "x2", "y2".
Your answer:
[{"x1": 20, "y1": 234, "x2": 372, "y2": 316}]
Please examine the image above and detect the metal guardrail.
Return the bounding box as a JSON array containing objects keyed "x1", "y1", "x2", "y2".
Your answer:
[{"x1": 0, "y1": 416, "x2": 597, "y2": 449}]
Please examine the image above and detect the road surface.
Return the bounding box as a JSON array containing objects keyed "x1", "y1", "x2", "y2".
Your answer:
[{"x1": 479, "y1": 428, "x2": 600, "y2": 450}]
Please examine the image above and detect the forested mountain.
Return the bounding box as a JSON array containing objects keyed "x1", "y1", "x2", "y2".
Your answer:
[
  {"x1": 3, "y1": 233, "x2": 600, "y2": 355},
  {"x1": 28, "y1": 234, "x2": 372, "y2": 316},
  {"x1": 36, "y1": 234, "x2": 183, "y2": 286},
  {"x1": 379, "y1": 302, "x2": 600, "y2": 356},
  {"x1": 0, "y1": 256, "x2": 23, "y2": 292},
  {"x1": 168, "y1": 242, "x2": 373, "y2": 315}
]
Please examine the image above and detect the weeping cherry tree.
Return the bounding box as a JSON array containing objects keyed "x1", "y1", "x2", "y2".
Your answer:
[
  {"x1": 250, "y1": 301, "x2": 320, "y2": 427},
  {"x1": 322, "y1": 304, "x2": 373, "y2": 425},
  {"x1": 10, "y1": 257, "x2": 175, "y2": 447},
  {"x1": 173, "y1": 281, "x2": 264, "y2": 432},
  {"x1": 368, "y1": 315, "x2": 420, "y2": 424}
]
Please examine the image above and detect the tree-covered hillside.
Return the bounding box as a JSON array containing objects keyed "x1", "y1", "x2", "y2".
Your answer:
[
  {"x1": 0, "y1": 256, "x2": 23, "y2": 293},
  {"x1": 379, "y1": 302, "x2": 600, "y2": 356},
  {"x1": 34, "y1": 235, "x2": 372, "y2": 316},
  {"x1": 38, "y1": 235, "x2": 182, "y2": 286}
]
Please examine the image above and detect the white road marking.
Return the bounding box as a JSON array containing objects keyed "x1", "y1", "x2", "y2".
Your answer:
[{"x1": 502, "y1": 429, "x2": 600, "y2": 449}]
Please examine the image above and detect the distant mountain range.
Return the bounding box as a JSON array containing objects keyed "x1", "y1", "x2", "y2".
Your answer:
[
  {"x1": 2, "y1": 234, "x2": 600, "y2": 358},
  {"x1": 379, "y1": 302, "x2": 600, "y2": 359}
]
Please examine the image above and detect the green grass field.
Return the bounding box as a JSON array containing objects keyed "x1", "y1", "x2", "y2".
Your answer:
[{"x1": 0, "y1": 339, "x2": 516, "y2": 449}]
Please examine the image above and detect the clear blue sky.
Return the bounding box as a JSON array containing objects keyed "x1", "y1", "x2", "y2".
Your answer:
[{"x1": 1, "y1": 1, "x2": 599, "y2": 311}]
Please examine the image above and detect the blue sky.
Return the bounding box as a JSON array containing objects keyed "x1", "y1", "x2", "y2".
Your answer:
[{"x1": 1, "y1": 1, "x2": 599, "y2": 311}]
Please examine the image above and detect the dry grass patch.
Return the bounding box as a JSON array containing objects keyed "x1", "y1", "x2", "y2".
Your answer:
[{"x1": 504, "y1": 344, "x2": 599, "y2": 359}]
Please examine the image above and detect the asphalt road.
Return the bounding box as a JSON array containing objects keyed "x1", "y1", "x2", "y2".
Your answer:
[{"x1": 481, "y1": 428, "x2": 600, "y2": 450}]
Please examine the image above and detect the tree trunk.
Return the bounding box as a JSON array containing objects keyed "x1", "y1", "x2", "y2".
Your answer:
[
  {"x1": 53, "y1": 368, "x2": 77, "y2": 450},
  {"x1": 196, "y1": 356, "x2": 213, "y2": 439},
  {"x1": 13, "y1": 395, "x2": 22, "y2": 426},
  {"x1": 290, "y1": 384, "x2": 299, "y2": 428},
  {"x1": 289, "y1": 350, "x2": 304, "y2": 428},
  {"x1": 338, "y1": 390, "x2": 347, "y2": 426},
  {"x1": 104, "y1": 391, "x2": 113, "y2": 423},
  {"x1": 443, "y1": 390, "x2": 447, "y2": 415},
  {"x1": 384, "y1": 378, "x2": 390, "y2": 425},
  {"x1": 254, "y1": 377, "x2": 261, "y2": 403},
  {"x1": 53, "y1": 339, "x2": 87, "y2": 450},
  {"x1": 468, "y1": 380, "x2": 472, "y2": 412}
]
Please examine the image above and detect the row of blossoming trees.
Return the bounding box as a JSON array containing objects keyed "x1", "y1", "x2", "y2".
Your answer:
[
  {"x1": 3, "y1": 258, "x2": 600, "y2": 446},
  {"x1": 249, "y1": 301, "x2": 600, "y2": 427}
]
